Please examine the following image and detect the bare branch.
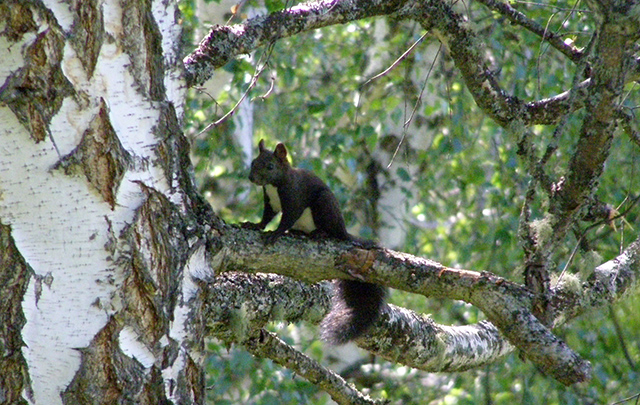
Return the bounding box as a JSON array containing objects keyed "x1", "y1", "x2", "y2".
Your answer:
[
  {"x1": 183, "y1": 0, "x2": 410, "y2": 87},
  {"x1": 244, "y1": 329, "x2": 383, "y2": 405},
  {"x1": 523, "y1": 79, "x2": 591, "y2": 125},
  {"x1": 214, "y1": 227, "x2": 600, "y2": 384},
  {"x1": 475, "y1": 0, "x2": 583, "y2": 63},
  {"x1": 358, "y1": 308, "x2": 515, "y2": 371},
  {"x1": 205, "y1": 273, "x2": 515, "y2": 372},
  {"x1": 550, "y1": 2, "x2": 640, "y2": 220},
  {"x1": 552, "y1": 236, "x2": 640, "y2": 323},
  {"x1": 206, "y1": 228, "x2": 640, "y2": 384},
  {"x1": 197, "y1": 42, "x2": 275, "y2": 135},
  {"x1": 362, "y1": 31, "x2": 429, "y2": 87}
]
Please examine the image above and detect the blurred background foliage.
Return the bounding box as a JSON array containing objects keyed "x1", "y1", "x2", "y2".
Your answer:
[{"x1": 179, "y1": 0, "x2": 640, "y2": 403}]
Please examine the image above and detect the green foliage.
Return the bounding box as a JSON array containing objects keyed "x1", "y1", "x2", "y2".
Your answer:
[
  {"x1": 182, "y1": 0, "x2": 640, "y2": 403},
  {"x1": 205, "y1": 339, "x2": 326, "y2": 404}
]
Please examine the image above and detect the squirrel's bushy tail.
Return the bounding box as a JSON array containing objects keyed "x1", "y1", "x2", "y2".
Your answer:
[{"x1": 320, "y1": 280, "x2": 387, "y2": 345}]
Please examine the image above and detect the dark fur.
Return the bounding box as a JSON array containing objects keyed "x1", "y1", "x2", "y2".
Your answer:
[{"x1": 248, "y1": 140, "x2": 386, "y2": 344}]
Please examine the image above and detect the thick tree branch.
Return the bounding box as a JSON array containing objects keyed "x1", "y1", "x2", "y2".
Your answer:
[
  {"x1": 202, "y1": 272, "x2": 330, "y2": 343},
  {"x1": 552, "y1": 236, "x2": 640, "y2": 324},
  {"x1": 370, "y1": 245, "x2": 591, "y2": 384},
  {"x1": 183, "y1": 0, "x2": 409, "y2": 87},
  {"x1": 204, "y1": 273, "x2": 515, "y2": 373},
  {"x1": 183, "y1": 0, "x2": 637, "y2": 127},
  {"x1": 552, "y1": 5, "x2": 640, "y2": 216},
  {"x1": 210, "y1": 227, "x2": 630, "y2": 384},
  {"x1": 357, "y1": 307, "x2": 515, "y2": 372},
  {"x1": 204, "y1": 228, "x2": 640, "y2": 386}
]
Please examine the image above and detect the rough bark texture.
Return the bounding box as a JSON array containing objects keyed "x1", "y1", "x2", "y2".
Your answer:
[
  {"x1": 172, "y1": 0, "x2": 640, "y2": 393},
  {"x1": 0, "y1": 223, "x2": 32, "y2": 405},
  {"x1": 244, "y1": 329, "x2": 383, "y2": 405},
  {"x1": 213, "y1": 227, "x2": 640, "y2": 384},
  {"x1": 0, "y1": 0, "x2": 211, "y2": 403},
  {"x1": 181, "y1": 0, "x2": 640, "y2": 382},
  {"x1": 183, "y1": 0, "x2": 409, "y2": 86},
  {"x1": 2, "y1": 0, "x2": 639, "y2": 401}
]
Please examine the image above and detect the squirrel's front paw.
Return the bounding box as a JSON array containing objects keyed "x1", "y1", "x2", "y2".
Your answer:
[{"x1": 241, "y1": 221, "x2": 263, "y2": 230}]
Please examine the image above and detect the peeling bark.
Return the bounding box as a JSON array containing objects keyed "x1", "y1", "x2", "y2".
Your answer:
[
  {"x1": 2, "y1": 0, "x2": 639, "y2": 401},
  {"x1": 0, "y1": 0, "x2": 205, "y2": 403},
  {"x1": 0, "y1": 223, "x2": 33, "y2": 405}
]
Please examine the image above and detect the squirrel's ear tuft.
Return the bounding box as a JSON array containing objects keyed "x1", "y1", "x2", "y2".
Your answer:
[
  {"x1": 258, "y1": 139, "x2": 266, "y2": 152},
  {"x1": 274, "y1": 143, "x2": 288, "y2": 161}
]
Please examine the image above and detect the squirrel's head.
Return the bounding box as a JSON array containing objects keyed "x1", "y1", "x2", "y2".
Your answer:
[{"x1": 248, "y1": 140, "x2": 290, "y2": 186}]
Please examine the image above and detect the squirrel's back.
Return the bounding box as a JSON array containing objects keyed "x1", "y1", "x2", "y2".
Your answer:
[{"x1": 248, "y1": 140, "x2": 387, "y2": 344}]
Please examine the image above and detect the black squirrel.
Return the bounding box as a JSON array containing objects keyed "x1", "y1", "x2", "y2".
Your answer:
[{"x1": 247, "y1": 139, "x2": 386, "y2": 344}]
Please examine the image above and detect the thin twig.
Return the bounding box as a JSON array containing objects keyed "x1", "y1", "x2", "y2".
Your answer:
[
  {"x1": 608, "y1": 390, "x2": 640, "y2": 404},
  {"x1": 362, "y1": 31, "x2": 429, "y2": 88},
  {"x1": 252, "y1": 73, "x2": 276, "y2": 101},
  {"x1": 556, "y1": 194, "x2": 640, "y2": 286},
  {"x1": 618, "y1": 108, "x2": 640, "y2": 148},
  {"x1": 476, "y1": 0, "x2": 583, "y2": 63},
  {"x1": 555, "y1": 233, "x2": 582, "y2": 286},
  {"x1": 387, "y1": 43, "x2": 442, "y2": 169},
  {"x1": 197, "y1": 42, "x2": 276, "y2": 136},
  {"x1": 609, "y1": 304, "x2": 637, "y2": 372}
]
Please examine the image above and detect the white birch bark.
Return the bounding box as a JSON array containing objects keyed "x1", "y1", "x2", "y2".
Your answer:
[{"x1": 0, "y1": 1, "x2": 203, "y2": 403}]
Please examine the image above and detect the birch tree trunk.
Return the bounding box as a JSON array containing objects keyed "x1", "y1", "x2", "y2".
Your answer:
[
  {"x1": 0, "y1": 1, "x2": 209, "y2": 403},
  {"x1": 2, "y1": 0, "x2": 640, "y2": 403}
]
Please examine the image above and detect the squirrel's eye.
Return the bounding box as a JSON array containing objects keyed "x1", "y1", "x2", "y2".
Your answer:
[{"x1": 267, "y1": 163, "x2": 275, "y2": 170}]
